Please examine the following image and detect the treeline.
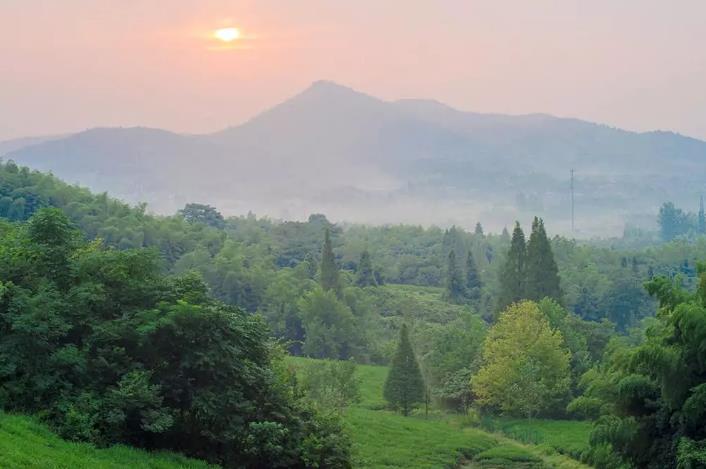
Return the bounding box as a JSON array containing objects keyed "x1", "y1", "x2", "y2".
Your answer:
[
  {"x1": 0, "y1": 160, "x2": 682, "y2": 343},
  {"x1": 658, "y1": 198, "x2": 706, "y2": 241},
  {"x1": 0, "y1": 209, "x2": 350, "y2": 467},
  {"x1": 19, "y1": 162, "x2": 706, "y2": 330},
  {"x1": 11, "y1": 163, "x2": 706, "y2": 336}
]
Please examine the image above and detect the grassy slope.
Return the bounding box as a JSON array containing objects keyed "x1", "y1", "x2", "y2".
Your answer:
[
  {"x1": 0, "y1": 412, "x2": 215, "y2": 469},
  {"x1": 375, "y1": 284, "x2": 472, "y2": 324},
  {"x1": 288, "y1": 356, "x2": 591, "y2": 469},
  {"x1": 482, "y1": 418, "x2": 592, "y2": 458}
]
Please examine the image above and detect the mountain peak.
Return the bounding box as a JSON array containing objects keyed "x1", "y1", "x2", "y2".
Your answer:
[
  {"x1": 296, "y1": 80, "x2": 382, "y2": 104},
  {"x1": 307, "y1": 79, "x2": 356, "y2": 93}
]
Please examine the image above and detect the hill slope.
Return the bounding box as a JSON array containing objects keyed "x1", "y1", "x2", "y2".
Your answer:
[
  {"x1": 0, "y1": 412, "x2": 214, "y2": 469},
  {"x1": 5, "y1": 81, "x2": 706, "y2": 235}
]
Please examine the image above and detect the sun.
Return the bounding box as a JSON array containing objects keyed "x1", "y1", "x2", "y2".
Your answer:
[{"x1": 214, "y1": 27, "x2": 240, "y2": 42}]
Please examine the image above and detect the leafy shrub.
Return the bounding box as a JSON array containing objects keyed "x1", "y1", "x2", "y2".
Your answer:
[{"x1": 299, "y1": 359, "x2": 360, "y2": 410}]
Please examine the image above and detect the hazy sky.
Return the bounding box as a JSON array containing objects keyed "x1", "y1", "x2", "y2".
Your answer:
[{"x1": 2, "y1": 0, "x2": 706, "y2": 141}]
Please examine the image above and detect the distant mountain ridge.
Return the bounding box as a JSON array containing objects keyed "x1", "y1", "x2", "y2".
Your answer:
[{"x1": 3, "y1": 81, "x2": 705, "y2": 236}]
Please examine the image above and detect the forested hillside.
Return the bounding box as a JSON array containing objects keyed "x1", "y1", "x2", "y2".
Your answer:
[
  {"x1": 5, "y1": 161, "x2": 706, "y2": 467},
  {"x1": 3, "y1": 159, "x2": 695, "y2": 333},
  {"x1": 0, "y1": 206, "x2": 350, "y2": 467}
]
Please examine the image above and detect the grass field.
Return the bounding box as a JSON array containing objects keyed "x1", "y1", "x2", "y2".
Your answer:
[
  {"x1": 480, "y1": 418, "x2": 592, "y2": 458},
  {"x1": 376, "y1": 284, "x2": 472, "y2": 324},
  {"x1": 0, "y1": 412, "x2": 214, "y2": 469},
  {"x1": 348, "y1": 407, "x2": 497, "y2": 468},
  {"x1": 288, "y1": 356, "x2": 592, "y2": 468}
]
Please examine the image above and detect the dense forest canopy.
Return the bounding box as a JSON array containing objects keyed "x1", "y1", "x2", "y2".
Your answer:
[{"x1": 3, "y1": 160, "x2": 695, "y2": 330}]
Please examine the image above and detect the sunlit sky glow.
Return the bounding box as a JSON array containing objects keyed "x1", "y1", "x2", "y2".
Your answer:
[{"x1": 2, "y1": 0, "x2": 706, "y2": 141}]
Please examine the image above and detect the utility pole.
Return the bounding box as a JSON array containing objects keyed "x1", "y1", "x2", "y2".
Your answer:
[{"x1": 570, "y1": 169, "x2": 575, "y2": 234}]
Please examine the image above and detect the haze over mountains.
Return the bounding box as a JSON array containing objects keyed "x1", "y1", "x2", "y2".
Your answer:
[{"x1": 3, "y1": 81, "x2": 705, "y2": 236}]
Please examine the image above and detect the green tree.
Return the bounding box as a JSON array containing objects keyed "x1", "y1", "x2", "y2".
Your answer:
[
  {"x1": 8, "y1": 197, "x2": 26, "y2": 221},
  {"x1": 356, "y1": 249, "x2": 377, "y2": 287},
  {"x1": 474, "y1": 222, "x2": 484, "y2": 236},
  {"x1": 471, "y1": 301, "x2": 571, "y2": 419},
  {"x1": 579, "y1": 268, "x2": 706, "y2": 468},
  {"x1": 525, "y1": 217, "x2": 562, "y2": 303},
  {"x1": 699, "y1": 195, "x2": 705, "y2": 234},
  {"x1": 384, "y1": 324, "x2": 425, "y2": 416},
  {"x1": 179, "y1": 203, "x2": 225, "y2": 229},
  {"x1": 465, "y1": 251, "x2": 482, "y2": 302},
  {"x1": 420, "y1": 310, "x2": 486, "y2": 412},
  {"x1": 299, "y1": 287, "x2": 357, "y2": 359},
  {"x1": 319, "y1": 228, "x2": 340, "y2": 294},
  {"x1": 299, "y1": 359, "x2": 360, "y2": 410},
  {"x1": 445, "y1": 250, "x2": 466, "y2": 303},
  {"x1": 658, "y1": 201, "x2": 689, "y2": 241},
  {"x1": 497, "y1": 222, "x2": 527, "y2": 311}
]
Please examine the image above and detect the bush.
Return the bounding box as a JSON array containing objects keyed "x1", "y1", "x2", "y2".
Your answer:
[{"x1": 299, "y1": 359, "x2": 360, "y2": 410}]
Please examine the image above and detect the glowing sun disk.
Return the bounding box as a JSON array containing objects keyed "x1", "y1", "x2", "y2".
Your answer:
[{"x1": 214, "y1": 27, "x2": 240, "y2": 42}]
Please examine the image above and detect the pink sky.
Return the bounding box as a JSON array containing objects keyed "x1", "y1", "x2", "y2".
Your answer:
[{"x1": 2, "y1": 0, "x2": 706, "y2": 140}]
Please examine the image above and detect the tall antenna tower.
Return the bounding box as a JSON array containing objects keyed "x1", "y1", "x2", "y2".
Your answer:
[{"x1": 570, "y1": 169, "x2": 575, "y2": 234}]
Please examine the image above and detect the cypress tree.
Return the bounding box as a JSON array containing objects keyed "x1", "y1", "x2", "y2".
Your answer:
[
  {"x1": 319, "y1": 228, "x2": 340, "y2": 294},
  {"x1": 497, "y1": 222, "x2": 526, "y2": 311},
  {"x1": 525, "y1": 217, "x2": 562, "y2": 303},
  {"x1": 474, "y1": 222, "x2": 484, "y2": 236},
  {"x1": 383, "y1": 324, "x2": 425, "y2": 416},
  {"x1": 699, "y1": 195, "x2": 706, "y2": 234},
  {"x1": 356, "y1": 249, "x2": 377, "y2": 287},
  {"x1": 466, "y1": 251, "x2": 482, "y2": 302},
  {"x1": 445, "y1": 250, "x2": 466, "y2": 303}
]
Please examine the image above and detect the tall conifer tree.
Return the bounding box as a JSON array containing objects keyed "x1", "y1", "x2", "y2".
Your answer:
[
  {"x1": 356, "y1": 249, "x2": 377, "y2": 287},
  {"x1": 445, "y1": 250, "x2": 466, "y2": 303},
  {"x1": 525, "y1": 217, "x2": 562, "y2": 302},
  {"x1": 319, "y1": 228, "x2": 340, "y2": 294},
  {"x1": 466, "y1": 251, "x2": 482, "y2": 301},
  {"x1": 699, "y1": 195, "x2": 706, "y2": 234},
  {"x1": 474, "y1": 222, "x2": 484, "y2": 236},
  {"x1": 383, "y1": 324, "x2": 425, "y2": 416},
  {"x1": 497, "y1": 222, "x2": 526, "y2": 311}
]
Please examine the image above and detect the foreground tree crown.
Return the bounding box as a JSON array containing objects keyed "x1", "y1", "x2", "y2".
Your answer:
[{"x1": 472, "y1": 300, "x2": 571, "y2": 419}]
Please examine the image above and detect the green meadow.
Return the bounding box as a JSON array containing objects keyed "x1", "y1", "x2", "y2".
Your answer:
[
  {"x1": 0, "y1": 412, "x2": 214, "y2": 469},
  {"x1": 288, "y1": 356, "x2": 592, "y2": 468}
]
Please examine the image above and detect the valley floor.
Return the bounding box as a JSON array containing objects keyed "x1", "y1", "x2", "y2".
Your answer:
[{"x1": 291, "y1": 357, "x2": 593, "y2": 469}]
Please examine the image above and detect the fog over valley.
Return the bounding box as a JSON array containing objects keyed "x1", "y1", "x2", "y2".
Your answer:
[{"x1": 4, "y1": 80, "x2": 705, "y2": 237}]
